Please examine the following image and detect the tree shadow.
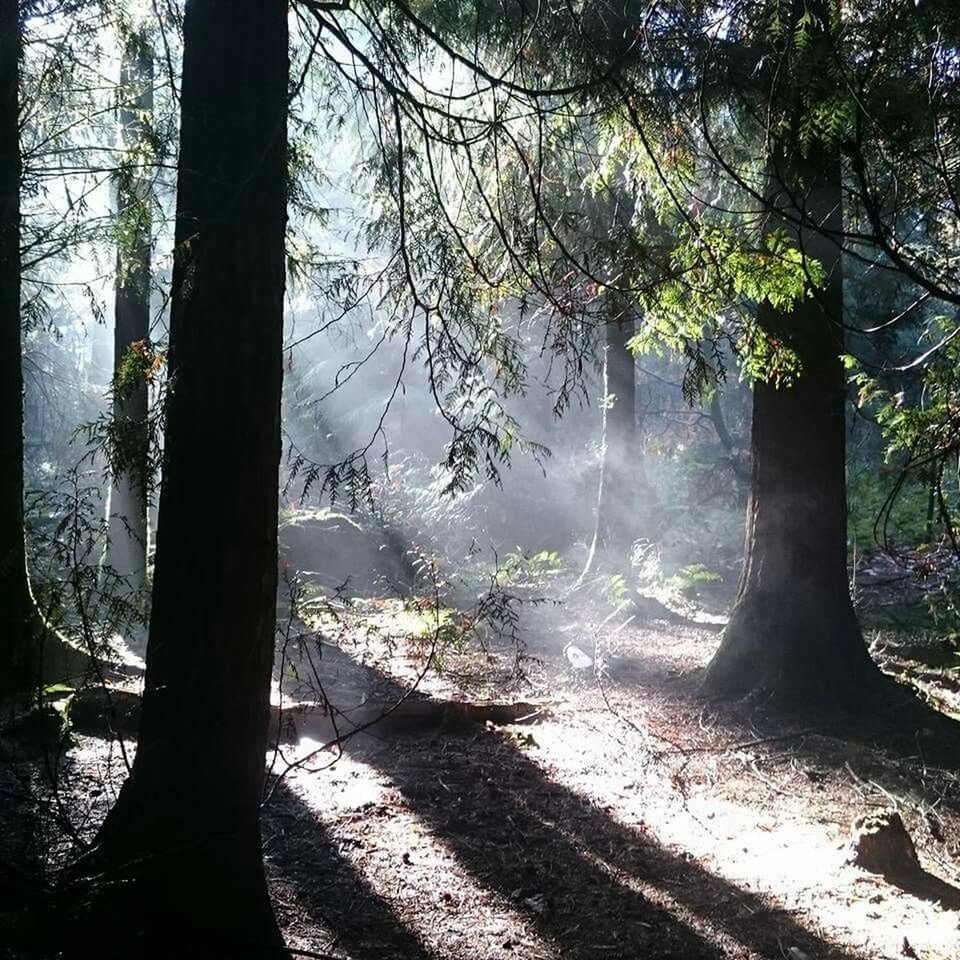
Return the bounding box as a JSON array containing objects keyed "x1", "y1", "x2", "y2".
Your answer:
[
  {"x1": 0, "y1": 735, "x2": 53, "y2": 917},
  {"x1": 263, "y1": 780, "x2": 439, "y2": 960},
  {"x1": 293, "y1": 650, "x2": 875, "y2": 960},
  {"x1": 51, "y1": 633, "x2": 960, "y2": 956},
  {"x1": 890, "y1": 867, "x2": 960, "y2": 909},
  {"x1": 0, "y1": 714, "x2": 436, "y2": 958},
  {"x1": 355, "y1": 735, "x2": 882, "y2": 959}
]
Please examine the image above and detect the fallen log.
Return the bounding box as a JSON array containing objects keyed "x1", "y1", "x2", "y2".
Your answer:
[{"x1": 64, "y1": 685, "x2": 552, "y2": 743}]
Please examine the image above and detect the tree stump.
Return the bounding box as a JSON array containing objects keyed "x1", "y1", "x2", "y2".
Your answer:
[{"x1": 850, "y1": 811, "x2": 920, "y2": 879}]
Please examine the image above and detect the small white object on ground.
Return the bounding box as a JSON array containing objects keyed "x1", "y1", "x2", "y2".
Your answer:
[{"x1": 563, "y1": 642, "x2": 593, "y2": 670}]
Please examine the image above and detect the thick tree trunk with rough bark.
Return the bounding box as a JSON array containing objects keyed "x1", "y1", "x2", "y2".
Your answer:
[
  {"x1": 86, "y1": 1, "x2": 289, "y2": 951},
  {"x1": 107, "y1": 34, "x2": 152, "y2": 593},
  {"x1": 704, "y1": 151, "x2": 879, "y2": 704},
  {"x1": 0, "y1": 0, "x2": 35, "y2": 695}
]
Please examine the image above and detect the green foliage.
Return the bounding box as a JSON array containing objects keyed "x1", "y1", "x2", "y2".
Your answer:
[
  {"x1": 924, "y1": 584, "x2": 960, "y2": 646},
  {"x1": 629, "y1": 221, "x2": 817, "y2": 393},
  {"x1": 113, "y1": 339, "x2": 164, "y2": 394},
  {"x1": 847, "y1": 324, "x2": 960, "y2": 545},
  {"x1": 603, "y1": 573, "x2": 629, "y2": 606},
  {"x1": 846, "y1": 468, "x2": 932, "y2": 548},
  {"x1": 666, "y1": 563, "x2": 722, "y2": 596},
  {"x1": 78, "y1": 341, "x2": 166, "y2": 504},
  {"x1": 26, "y1": 470, "x2": 150, "y2": 651},
  {"x1": 111, "y1": 190, "x2": 152, "y2": 287},
  {"x1": 496, "y1": 547, "x2": 564, "y2": 586}
]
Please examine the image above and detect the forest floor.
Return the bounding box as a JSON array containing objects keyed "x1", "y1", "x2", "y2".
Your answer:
[
  {"x1": 3, "y1": 548, "x2": 960, "y2": 959},
  {"x1": 260, "y1": 580, "x2": 960, "y2": 960}
]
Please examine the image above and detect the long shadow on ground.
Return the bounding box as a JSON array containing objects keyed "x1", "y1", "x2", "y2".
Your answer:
[
  {"x1": 277, "y1": 645, "x2": 875, "y2": 960},
  {"x1": 0, "y1": 721, "x2": 437, "y2": 959},
  {"x1": 263, "y1": 780, "x2": 440, "y2": 960},
  {"x1": 349, "y1": 733, "x2": 871, "y2": 959}
]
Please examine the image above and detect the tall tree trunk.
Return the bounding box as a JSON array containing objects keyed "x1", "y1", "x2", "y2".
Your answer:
[
  {"x1": 86, "y1": 1, "x2": 288, "y2": 950},
  {"x1": 0, "y1": 0, "x2": 34, "y2": 696},
  {"x1": 597, "y1": 306, "x2": 638, "y2": 555},
  {"x1": 107, "y1": 31, "x2": 153, "y2": 595},
  {"x1": 578, "y1": 306, "x2": 638, "y2": 586},
  {"x1": 704, "y1": 150, "x2": 879, "y2": 704},
  {"x1": 0, "y1": 2, "x2": 97, "y2": 698}
]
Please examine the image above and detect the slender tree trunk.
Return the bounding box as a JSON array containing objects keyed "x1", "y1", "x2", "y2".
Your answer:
[
  {"x1": 597, "y1": 307, "x2": 638, "y2": 555},
  {"x1": 579, "y1": 307, "x2": 638, "y2": 586},
  {"x1": 574, "y1": 345, "x2": 610, "y2": 587},
  {"x1": 107, "y1": 32, "x2": 152, "y2": 594},
  {"x1": 0, "y1": 0, "x2": 35, "y2": 696},
  {"x1": 708, "y1": 393, "x2": 748, "y2": 506},
  {"x1": 704, "y1": 150, "x2": 879, "y2": 704},
  {"x1": 924, "y1": 473, "x2": 937, "y2": 544},
  {"x1": 86, "y1": 1, "x2": 288, "y2": 951}
]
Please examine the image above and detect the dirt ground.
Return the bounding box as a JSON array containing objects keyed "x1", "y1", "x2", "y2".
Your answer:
[
  {"x1": 258, "y1": 592, "x2": 960, "y2": 960},
  {"x1": 3, "y1": 577, "x2": 960, "y2": 960}
]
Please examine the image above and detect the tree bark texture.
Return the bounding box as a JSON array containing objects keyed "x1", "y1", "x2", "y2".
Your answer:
[
  {"x1": 704, "y1": 148, "x2": 878, "y2": 704},
  {"x1": 89, "y1": 1, "x2": 289, "y2": 951},
  {"x1": 0, "y1": 0, "x2": 31, "y2": 691}
]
